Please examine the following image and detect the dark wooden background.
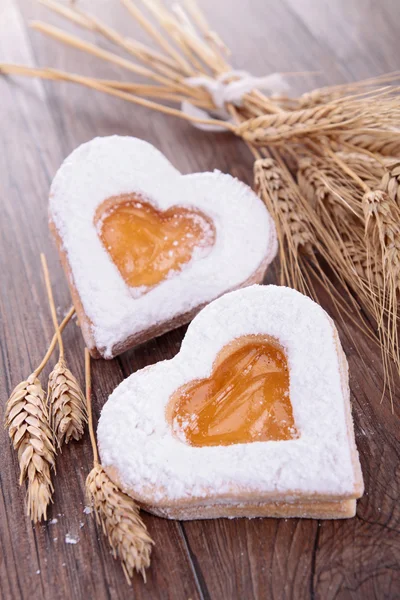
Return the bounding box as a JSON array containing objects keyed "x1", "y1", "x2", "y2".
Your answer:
[{"x1": 1, "y1": 0, "x2": 400, "y2": 598}]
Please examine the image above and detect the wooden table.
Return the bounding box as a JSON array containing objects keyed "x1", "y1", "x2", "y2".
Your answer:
[{"x1": 1, "y1": 1, "x2": 400, "y2": 598}]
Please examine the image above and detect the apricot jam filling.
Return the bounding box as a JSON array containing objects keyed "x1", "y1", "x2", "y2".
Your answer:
[
  {"x1": 95, "y1": 194, "x2": 215, "y2": 290},
  {"x1": 168, "y1": 335, "x2": 297, "y2": 447}
]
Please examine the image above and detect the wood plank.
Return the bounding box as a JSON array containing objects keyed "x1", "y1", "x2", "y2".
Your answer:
[{"x1": 1, "y1": 0, "x2": 400, "y2": 598}]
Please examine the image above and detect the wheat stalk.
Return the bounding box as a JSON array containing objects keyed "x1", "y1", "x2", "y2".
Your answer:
[
  {"x1": 297, "y1": 148, "x2": 400, "y2": 397},
  {"x1": 363, "y1": 190, "x2": 400, "y2": 312},
  {"x1": 338, "y1": 132, "x2": 400, "y2": 157},
  {"x1": 5, "y1": 374, "x2": 56, "y2": 522},
  {"x1": 254, "y1": 157, "x2": 313, "y2": 251},
  {"x1": 41, "y1": 254, "x2": 87, "y2": 448},
  {"x1": 380, "y1": 160, "x2": 400, "y2": 204},
  {"x1": 84, "y1": 349, "x2": 153, "y2": 584},
  {"x1": 239, "y1": 103, "x2": 361, "y2": 144},
  {"x1": 297, "y1": 157, "x2": 354, "y2": 223},
  {"x1": 297, "y1": 156, "x2": 382, "y2": 291},
  {"x1": 336, "y1": 152, "x2": 385, "y2": 189},
  {"x1": 4, "y1": 304, "x2": 75, "y2": 522},
  {"x1": 255, "y1": 155, "x2": 316, "y2": 299},
  {"x1": 341, "y1": 237, "x2": 383, "y2": 287},
  {"x1": 47, "y1": 359, "x2": 87, "y2": 445},
  {"x1": 238, "y1": 93, "x2": 400, "y2": 145},
  {"x1": 298, "y1": 73, "x2": 400, "y2": 108},
  {"x1": 39, "y1": 0, "x2": 183, "y2": 74},
  {"x1": 260, "y1": 152, "x2": 379, "y2": 339},
  {"x1": 362, "y1": 189, "x2": 400, "y2": 399}
]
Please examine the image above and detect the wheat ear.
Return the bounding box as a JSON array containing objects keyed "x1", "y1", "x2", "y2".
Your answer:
[
  {"x1": 2, "y1": 304, "x2": 75, "y2": 523},
  {"x1": 4, "y1": 301, "x2": 74, "y2": 523},
  {"x1": 5, "y1": 374, "x2": 56, "y2": 522},
  {"x1": 41, "y1": 254, "x2": 87, "y2": 447},
  {"x1": 5, "y1": 289, "x2": 75, "y2": 522},
  {"x1": 363, "y1": 190, "x2": 400, "y2": 382},
  {"x1": 84, "y1": 349, "x2": 153, "y2": 584},
  {"x1": 254, "y1": 156, "x2": 313, "y2": 295},
  {"x1": 380, "y1": 160, "x2": 400, "y2": 205}
]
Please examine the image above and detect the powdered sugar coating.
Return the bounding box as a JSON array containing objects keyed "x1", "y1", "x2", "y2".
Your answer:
[
  {"x1": 49, "y1": 136, "x2": 277, "y2": 356},
  {"x1": 98, "y1": 285, "x2": 363, "y2": 503}
]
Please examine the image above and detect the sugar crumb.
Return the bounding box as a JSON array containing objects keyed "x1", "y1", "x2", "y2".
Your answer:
[{"x1": 65, "y1": 533, "x2": 79, "y2": 545}]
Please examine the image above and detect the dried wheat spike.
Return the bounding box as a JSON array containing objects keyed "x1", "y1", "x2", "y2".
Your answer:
[
  {"x1": 363, "y1": 189, "x2": 399, "y2": 233},
  {"x1": 336, "y1": 152, "x2": 385, "y2": 191},
  {"x1": 239, "y1": 92, "x2": 400, "y2": 146},
  {"x1": 254, "y1": 157, "x2": 313, "y2": 252},
  {"x1": 363, "y1": 189, "x2": 400, "y2": 367},
  {"x1": 297, "y1": 157, "x2": 337, "y2": 205},
  {"x1": 342, "y1": 237, "x2": 383, "y2": 288},
  {"x1": 339, "y1": 132, "x2": 400, "y2": 157},
  {"x1": 299, "y1": 87, "x2": 343, "y2": 109},
  {"x1": 41, "y1": 253, "x2": 87, "y2": 447},
  {"x1": 297, "y1": 157, "x2": 357, "y2": 225},
  {"x1": 362, "y1": 191, "x2": 400, "y2": 286},
  {"x1": 239, "y1": 102, "x2": 363, "y2": 145},
  {"x1": 48, "y1": 358, "x2": 88, "y2": 447},
  {"x1": 86, "y1": 463, "x2": 153, "y2": 584},
  {"x1": 380, "y1": 160, "x2": 400, "y2": 205},
  {"x1": 5, "y1": 373, "x2": 56, "y2": 522},
  {"x1": 298, "y1": 158, "x2": 383, "y2": 289}
]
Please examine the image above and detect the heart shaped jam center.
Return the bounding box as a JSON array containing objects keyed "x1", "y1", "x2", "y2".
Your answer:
[
  {"x1": 95, "y1": 194, "x2": 215, "y2": 291},
  {"x1": 168, "y1": 335, "x2": 297, "y2": 447}
]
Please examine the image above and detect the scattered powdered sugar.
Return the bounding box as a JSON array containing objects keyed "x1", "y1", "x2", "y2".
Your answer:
[
  {"x1": 49, "y1": 136, "x2": 277, "y2": 356},
  {"x1": 98, "y1": 285, "x2": 363, "y2": 503},
  {"x1": 49, "y1": 518, "x2": 58, "y2": 525},
  {"x1": 83, "y1": 506, "x2": 93, "y2": 514},
  {"x1": 65, "y1": 533, "x2": 79, "y2": 545}
]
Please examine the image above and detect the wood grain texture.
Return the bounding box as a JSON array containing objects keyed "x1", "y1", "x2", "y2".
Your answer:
[{"x1": 1, "y1": 0, "x2": 399, "y2": 598}]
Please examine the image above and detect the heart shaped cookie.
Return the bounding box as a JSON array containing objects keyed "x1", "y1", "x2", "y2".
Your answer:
[
  {"x1": 98, "y1": 285, "x2": 364, "y2": 520},
  {"x1": 49, "y1": 136, "x2": 277, "y2": 358}
]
